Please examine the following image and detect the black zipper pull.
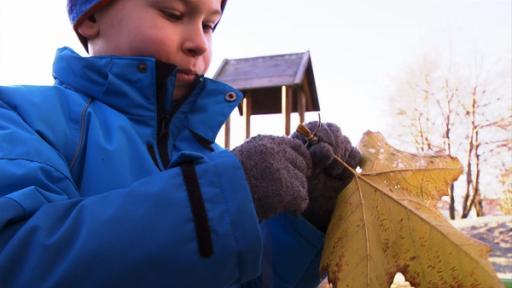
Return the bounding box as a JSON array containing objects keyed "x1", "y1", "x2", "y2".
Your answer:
[{"x1": 157, "y1": 112, "x2": 172, "y2": 169}]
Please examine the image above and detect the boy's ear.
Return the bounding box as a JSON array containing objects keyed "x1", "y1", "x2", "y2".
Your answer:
[{"x1": 76, "y1": 16, "x2": 100, "y2": 40}]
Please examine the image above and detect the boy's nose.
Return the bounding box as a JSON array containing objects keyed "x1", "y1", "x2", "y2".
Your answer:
[{"x1": 182, "y1": 26, "x2": 208, "y2": 57}]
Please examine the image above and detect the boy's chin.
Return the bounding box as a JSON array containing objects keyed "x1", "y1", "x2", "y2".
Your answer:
[{"x1": 173, "y1": 86, "x2": 192, "y2": 100}]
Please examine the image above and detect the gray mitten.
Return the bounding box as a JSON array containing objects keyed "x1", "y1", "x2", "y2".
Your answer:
[
  {"x1": 291, "y1": 121, "x2": 361, "y2": 232},
  {"x1": 232, "y1": 135, "x2": 312, "y2": 220}
]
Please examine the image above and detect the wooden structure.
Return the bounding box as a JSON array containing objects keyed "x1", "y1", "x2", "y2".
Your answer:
[{"x1": 214, "y1": 51, "x2": 320, "y2": 148}]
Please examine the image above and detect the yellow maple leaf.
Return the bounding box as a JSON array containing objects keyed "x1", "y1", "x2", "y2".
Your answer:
[{"x1": 320, "y1": 131, "x2": 503, "y2": 288}]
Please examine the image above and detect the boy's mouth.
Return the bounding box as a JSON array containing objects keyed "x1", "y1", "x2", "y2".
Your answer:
[{"x1": 176, "y1": 69, "x2": 199, "y2": 84}]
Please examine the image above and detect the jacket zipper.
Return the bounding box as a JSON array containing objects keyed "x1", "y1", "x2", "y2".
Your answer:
[
  {"x1": 151, "y1": 62, "x2": 174, "y2": 171},
  {"x1": 150, "y1": 63, "x2": 197, "y2": 170}
]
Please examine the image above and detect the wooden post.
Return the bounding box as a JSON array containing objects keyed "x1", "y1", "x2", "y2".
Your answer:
[
  {"x1": 243, "y1": 93, "x2": 252, "y2": 139},
  {"x1": 281, "y1": 86, "x2": 292, "y2": 136},
  {"x1": 298, "y1": 90, "x2": 306, "y2": 124},
  {"x1": 224, "y1": 116, "x2": 231, "y2": 149}
]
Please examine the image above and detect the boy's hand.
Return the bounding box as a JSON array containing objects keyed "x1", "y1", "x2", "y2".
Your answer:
[
  {"x1": 231, "y1": 122, "x2": 360, "y2": 231},
  {"x1": 291, "y1": 121, "x2": 361, "y2": 232},
  {"x1": 231, "y1": 135, "x2": 312, "y2": 220}
]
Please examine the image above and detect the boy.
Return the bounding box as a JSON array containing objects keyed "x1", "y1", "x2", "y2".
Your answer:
[{"x1": 0, "y1": 0, "x2": 360, "y2": 287}]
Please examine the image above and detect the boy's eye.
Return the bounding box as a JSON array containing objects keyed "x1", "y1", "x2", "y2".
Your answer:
[
  {"x1": 203, "y1": 23, "x2": 215, "y2": 33},
  {"x1": 162, "y1": 10, "x2": 183, "y2": 21}
]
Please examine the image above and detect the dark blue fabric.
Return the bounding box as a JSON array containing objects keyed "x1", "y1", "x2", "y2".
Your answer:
[{"x1": 0, "y1": 47, "x2": 324, "y2": 287}]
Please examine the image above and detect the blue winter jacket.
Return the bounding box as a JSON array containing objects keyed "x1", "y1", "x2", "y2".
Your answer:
[{"x1": 0, "y1": 47, "x2": 324, "y2": 287}]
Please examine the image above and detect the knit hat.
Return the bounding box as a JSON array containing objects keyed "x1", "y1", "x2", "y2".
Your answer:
[{"x1": 68, "y1": 0, "x2": 228, "y2": 51}]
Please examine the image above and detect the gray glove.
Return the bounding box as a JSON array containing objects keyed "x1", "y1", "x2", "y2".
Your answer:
[
  {"x1": 231, "y1": 135, "x2": 312, "y2": 220},
  {"x1": 291, "y1": 121, "x2": 361, "y2": 232}
]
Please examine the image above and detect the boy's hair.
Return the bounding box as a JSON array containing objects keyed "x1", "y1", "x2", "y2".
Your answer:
[{"x1": 67, "y1": 0, "x2": 228, "y2": 51}]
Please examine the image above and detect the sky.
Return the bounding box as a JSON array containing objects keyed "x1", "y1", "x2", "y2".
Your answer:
[{"x1": 0, "y1": 0, "x2": 510, "y2": 148}]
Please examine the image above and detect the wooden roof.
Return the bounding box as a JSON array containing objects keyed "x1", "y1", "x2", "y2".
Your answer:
[{"x1": 213, "y1": 51, "x2": 320, "y2": 115}]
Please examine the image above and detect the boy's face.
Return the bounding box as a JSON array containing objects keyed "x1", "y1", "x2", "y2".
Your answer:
[{"x1": 79, "y1": 0, "x2": 222, "y2": 99}]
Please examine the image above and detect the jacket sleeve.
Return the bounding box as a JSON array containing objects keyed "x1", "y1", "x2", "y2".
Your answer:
[
  {"x1": 241, "y1": 215, "x2": 325, "y2": 288},
  {"x1": 0, "y1": 101, "x2": 262, "y2": 287}
]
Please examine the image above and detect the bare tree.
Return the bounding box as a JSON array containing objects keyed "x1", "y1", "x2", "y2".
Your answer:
[
  {"x1": 460, "y1": 86, "x2": 512, "y2": 217},
  {"x1": 436, "y1": 79, "x2": 458, "y2": 218},
  {"x1": 391, "y1": 57, "x2": 442, "y2": 153},
  {"x1": 390, "y1": 56, "x2": 462, "y2": 219},
  {"x1": 499, "y1": 165, "x2": 512, "y2": 215},
  {"x1": 388, "y1": 54, "x2": 512, "y2": 219}
]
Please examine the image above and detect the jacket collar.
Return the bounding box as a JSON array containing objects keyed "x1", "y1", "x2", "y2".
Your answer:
[{"x1": 52, "y1": 47, "x2": 243, "y2": 143}]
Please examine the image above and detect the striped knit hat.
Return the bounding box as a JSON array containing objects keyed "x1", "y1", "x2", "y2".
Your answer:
[{"x1": 68, "y1": 0, "x2": 228, "y2": 50}]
